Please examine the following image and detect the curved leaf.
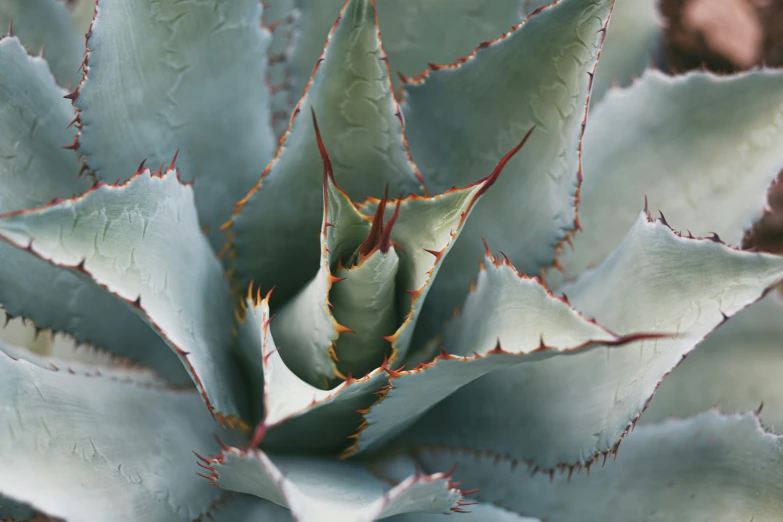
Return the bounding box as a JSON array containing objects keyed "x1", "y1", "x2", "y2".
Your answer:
[
  {"x1": 364, "y1": 212, "x2": 783, "y2": 470},
  {"x1": 228, "y1": 0, "x2": 423, "y2": 306},
  {"x1": 206, "y1": 448, "x2": 464, "y2": 522},
  {"x1": 414, "y1": 412, "x2": 783, "y2": 522},
  {"x1": 289, "y1": 0, "x2": 525, "y2": 97},
  {"x1": 524, "y1": 0, "x2": 662, "y2": 104},
  {"x1": 556, "y1": 69, "x2": 783, "y2": 285},
  {"x1": 74, "y1": 0, "x2": 275, "y2": 248},
  {"x1": 331, "y1": 248, "x2": 400, "y2": 378},
  {"x1": 403, "y1": 0, "x2": 612, "y2": 346},
  {"x1": 0, "y1": 170, "x2": 248, "y2": 420},
  {"x1": 346, "y1": 253, "x2": 644, "y2": 460},
  {"x1": 0, "y1": 347, "x2": 228, "y2": 522},
  {"x1": 643, "y1": 294, "x2": 783, "y2": 430},
  {"x1": 0, "y1": 36, "x2": 187, "y2": 385},
  {"x1": 270, "y1": 127, "x2": 373, "y2": 385},
  {"x1": 0, "y1": 340, "x2": 168, "y2": 388},
  {"x1": 245, "y1": 292, "x2": 387, "y2": 453},
  {"x1": 0, "y1": 0, "x2": 83, "y2": 88}
]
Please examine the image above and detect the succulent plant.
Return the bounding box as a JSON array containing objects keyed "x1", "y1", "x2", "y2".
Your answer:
[{"x1": 2, "y1": 0, "x2": 783, "y2": 521}]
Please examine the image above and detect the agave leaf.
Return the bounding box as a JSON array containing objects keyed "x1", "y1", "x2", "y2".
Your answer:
[
  {"x1": 523, "y1": 0, "x2": 661, "y2": 104},
  {"x1": 0, "y1": 37, "x2": 89, "y2": 212},
  {"x1": 0, "y1": 347, "x2": 230, "y2": 522},
  {"x1": 414, "y1": 411, "x2": 783, "y2": 522},
  {"x1": 0, "y1": 0, "x2": 83, "y2": 89},
  {"x1": 345, "y1": 253, "x2": 642, "y2": 459},
  {"x1": 207, "y1": 448, "x2": 464, "y2": 522},
  {"x1": 403, "y1": 0, "x2": 611, "y2": 346},
  {"x1": 359, "y1": 212, "x2": 783, "y2": 469},
  {"x1": 245, "y1": 293, "x2": 387, "y2": 452},
  {"x1": 0, "y1": 340, "x2": 168, "y2": 388},
  {"x1": 271, "y1": 121, "x2": 373, "y2": 386},
  {"x1": 331, "y1": 247, "x2": 400, "y2": 378},
  {"x1": 74, "y1": 0, "x2": 275, "y2": 248},
  {"x1": 0, "y1": 36, "x2": 188, "y2": 385},
  {"x1": 289, "y1": 0, "x2": 525, "y2": 96},
  {"x1": 199, "y1": 493, "x2": 293, "y2": 522},
  {"x1": 229, "y1": 0, "x2": 423, "y2": 306},
  {"x1": 643, "y1": 294, "x2": 783, "y2": 430},
  {"x1": 555, "y1": 69, "x2": 783, "y2": 285},
  {"x1": 0, "y1": 496, "x2": 40, "y2": 521},
  {"x1": 0, "y1": 170, "x2": 248, "y2": 420}
]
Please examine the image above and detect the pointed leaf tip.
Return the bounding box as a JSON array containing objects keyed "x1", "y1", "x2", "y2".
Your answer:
[{"x1": 475, "y1": 126, "x2": 535, "y2": 198}]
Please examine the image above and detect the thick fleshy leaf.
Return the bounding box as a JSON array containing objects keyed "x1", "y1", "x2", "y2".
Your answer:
[
  {"x1": 206, "y1": 448, "x2": 464, "y2": 522},
  {"x1": 228, "y1": 0, "x2": 423, "y2": 306},
  {"x1": 332, "y1": 248, "x2": 400, "y2": 378},
  {"x1": 74, "y1": 0, "x2": 275, "y2": 247},
  {"x1": 368, "y1": 213, "x2": 783, "y2": 470},
  {"x1": 346, "y1": 254, "x2": 643, "y2": 459},
  {"x1": 556, "y1": 69, "x2": 783, "y2": 285},
  {"x1": 0, "y1": 36, "x2": 187, "y2": 385},
  {"x1": 289, "y1": 0, "x2": 525, "y2": 97},
  {"x1": 643, "y1": 294, "x2": 783, "y2": 430},
  {"x1": 524, "y1": 0, "x2": 662, "y2": 104},
  {"x1": 271, "y1": 132, "x2": 372, "y2": 386},
  {"x1": 245, "y1": 293, "x2": 387, "y2": 453},
  {"x1": 414, "y1": 412, "x2": 783, "y2": 522},
  {"x1": 0, "y1": 347, "x2": 229, "y2": 522},
  {"x1": 0, "y1": 340, "x2": 168, "y2": 388},
  {"x1": 0, "y1": 0, "x2": 83, "y2": 88},
  {"x1": 403, "y1": 0, "x2": 612, "y2": 346},
  {"x1": 0, "y1": 170, "x2": 248, "y2": 420}
]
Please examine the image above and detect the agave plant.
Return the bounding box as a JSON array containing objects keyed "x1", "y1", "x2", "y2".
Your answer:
[{"x1": 2, "y1": 0, "x2": 783, "y2": 520}]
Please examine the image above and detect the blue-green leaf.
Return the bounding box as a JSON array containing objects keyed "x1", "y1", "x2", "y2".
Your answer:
[
  {"x1": 556, "y1": 69, "x2": 783, "y2": 286},
  {"x1": 0, "y1": 170, "x2": 249, "y2": 420},
  {"x1": 0, "y1": 347, "x2": 230, "y2": 522},
  {"x1": 414, "y1": 412, "x2": 783, "y2": 522},
  {"x1": 74, "y1": 0, "x2": 275, "y2": 248},
  {"x1": 403, "y1": 0, "x2": 612, "y2": 345},
  {"x1": 0, "y1": 36, "x2": 187, "y2": 385},
  {"x1": 228, "y1": 0, "x2": 423, "y2": 307},
  {"x1": 0, "y1": 0, "x2": 83, "y2": 88}
]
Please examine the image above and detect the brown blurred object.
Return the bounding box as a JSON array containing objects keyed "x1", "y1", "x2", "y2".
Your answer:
[{"x1": 661, "y1": 0, "x2": 783, "y2": 72}]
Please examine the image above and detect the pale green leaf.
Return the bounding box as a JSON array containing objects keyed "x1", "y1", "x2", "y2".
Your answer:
[
  {"x1": 0, "y1": 170, "x2": 248, "y2": 419},
  {"x1": 69, "y1": 0, "x2": 95, "y2": 39},
  {"x1": 347, "y1": 254, "x2": 634, "y2": 460},
  {"x1": 643, "y1": 294, "x2": 783, "y2": 430},
  {"x1": 209, "y1": 448, "x2": 463, "y2": 522},
  {"x1": 0, "y1": 347, "x2": 229, "y2": 522},
  {"x1": 290, "y1": 0, "x2": 525, "y2": 97},
  {"x1": 523, "y1": 0, "x2": 662, "y2": 104},
  {"x1": 389, "y1": 505, "x2": 539, "y2": 522},
  {"x1": 366, "y1": 213, "x2": 783, "y2": 470},
  {"x1": 0, "y1": 0, "x2": 83, "y2": 88},
  {"x1": 264, "y1": 0, "x2": 299, "y2": 138},
  {"x1": 555, "y1": 69, "x2": 783, "y2": 286},
  {"x1": 271, "y1": 143, "x2": 372, "y2": 386},
  {"x1": 414, "y1": 412, "x2": 783, "y2": 522},
  {"x1": 246, "y1": 294, "x2": 387, "y2": 453},
  {"x1": 229, "y1": 0, "x2": 423, "y2": 306},
  {"x1": 0, "y1": 36, "x2": 187, "y2": 385},
  {"x1": 75, "y1": 0, "x2": 275, "y2": 248},
  {"x1": 403, "y1": 0, "x2": 611, "y2": 346}
]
